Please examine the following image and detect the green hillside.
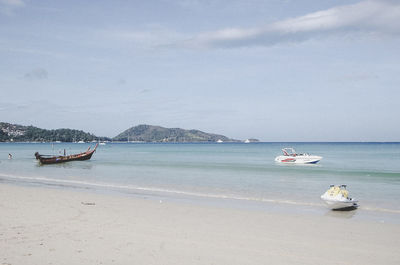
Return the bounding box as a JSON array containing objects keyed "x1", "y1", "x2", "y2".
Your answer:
[
  {"x1": 0, "y1": 122, "x2": 109, "y2": 142},
  {"x1": 113, "y1": 124, "x2": 238, "y2": 142}
]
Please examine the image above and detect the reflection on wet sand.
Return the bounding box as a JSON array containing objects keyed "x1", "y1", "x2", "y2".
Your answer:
[{"x1": 324, "y1": 207, "x2": 358, "y2": 219}]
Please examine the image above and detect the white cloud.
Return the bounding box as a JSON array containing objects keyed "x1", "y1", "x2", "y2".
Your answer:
[
  {"x1": 0, "y1": 0, "x2": 24, "y2": 7},
  {"x1": 0, "y1": 0, "x2": 25, "y2": 15},
  {"x1": 24, "y1": 68, "x2": 48, "y2": 81},
  {"x1": 98, "y1": 26, "x2": 184, "y2": 49},
  {"x1": 2, "y1": 47, "x2": 68, "y2": 58},
  {"x1": 188, "y1": 0, "x2": 400, "y2": 48}
]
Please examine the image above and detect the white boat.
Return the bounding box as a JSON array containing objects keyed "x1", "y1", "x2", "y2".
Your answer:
[
  {"x1": 321, "y1": 185, "x2": 358, "y2": 210},
  {"x1": 274, "y1": 148, "x2": 322, "y2": 164}
]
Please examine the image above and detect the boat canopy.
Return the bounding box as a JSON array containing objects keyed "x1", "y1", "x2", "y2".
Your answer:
[{"x1": 282, "y1": 148, "x2": 296, "y2": 156}]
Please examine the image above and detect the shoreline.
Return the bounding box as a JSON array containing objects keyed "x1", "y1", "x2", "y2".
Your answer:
[
  {"x1": 1, "y1": 183, "x2": 400, "y2": 265},
  {"x1": 2, "y1": 173, "x2": 400, "y2": 225}
]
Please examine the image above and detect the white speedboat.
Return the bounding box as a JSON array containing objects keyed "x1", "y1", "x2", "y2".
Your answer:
[
  {"x1": 274, "y1": 148, "x2": 322, "y2": 164},
  {"x1": 321, "y1": 185, "x2": 358, "y2": 210}
]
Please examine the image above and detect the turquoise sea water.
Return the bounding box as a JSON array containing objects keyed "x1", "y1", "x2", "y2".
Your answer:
[{"x1": 1, "y1": 142, "x2": 399, "y2": 222}]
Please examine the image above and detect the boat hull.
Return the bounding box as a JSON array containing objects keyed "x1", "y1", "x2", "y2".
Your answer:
[
  {"x1": 38, "y1": 152, "x2": 95, "y2": 164},
  {"x1": 35, "y1": 144, "x2": 98, "y2": 165},
  {"x1": 275, "y1": 155, "x2": 322, "y2": 164},
  {"x1": 321, "y1": 199, "x2": 358, "y2": 210}
]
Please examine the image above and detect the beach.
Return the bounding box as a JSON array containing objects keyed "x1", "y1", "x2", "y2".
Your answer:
[{"x1": 1, "y1": 183, "x2": 399, "y2": 265}]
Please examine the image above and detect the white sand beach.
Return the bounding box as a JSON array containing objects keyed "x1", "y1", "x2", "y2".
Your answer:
[{"x1": 1, "y1": 183, "x2": 399, "y2": 265}]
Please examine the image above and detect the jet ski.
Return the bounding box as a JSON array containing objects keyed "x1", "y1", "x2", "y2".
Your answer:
[
  {"x1": 275, "y1": 148, "x2": 322, "y2": 164},
  {"x1": 321, "y1": 185, "x2": 358, "y2": 210}
]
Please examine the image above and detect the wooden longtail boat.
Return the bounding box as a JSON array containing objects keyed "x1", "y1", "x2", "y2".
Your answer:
[{"x1": 35, "y1": 144, "x2": 98, "y2": 165}]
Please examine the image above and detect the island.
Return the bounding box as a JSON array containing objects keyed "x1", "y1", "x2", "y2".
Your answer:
[
  {"x1": 113, "y1": 124, "x2": 239, "y2": 143},
  {"x1": 1, "y1": 122, "x2": 240, "y2": 143},
  {"x1": 0, "y1": 122, "x2": 109, "y2": 142}
]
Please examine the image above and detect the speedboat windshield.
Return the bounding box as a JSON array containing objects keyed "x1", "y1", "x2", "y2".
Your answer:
[{"x1": 282, "y1": 148, "x2": 296, "y2": 156}]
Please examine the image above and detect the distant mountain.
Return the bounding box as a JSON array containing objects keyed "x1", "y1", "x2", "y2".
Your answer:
[
  {"x1": 113, "y1": 124, "x2": 239, "y2": 142},
  {"x1": 0, "y1": 122, "x2": 239, "y2": 143},
  {"x1": 0, "y1": 122, "x2": 110, "y2": 142}
]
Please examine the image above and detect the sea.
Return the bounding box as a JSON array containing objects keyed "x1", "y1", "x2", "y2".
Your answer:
[{"x1": 1, "y1": 142, "x2": 399, "y2": 223}]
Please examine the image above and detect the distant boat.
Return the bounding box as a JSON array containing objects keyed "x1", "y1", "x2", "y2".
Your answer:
[
  {"x1": 35, "y1": 144, "x2": 98, "y2": 165},
  {"x1": 275, "y1": 147, "x2": 322, "y2": 164},
  {"x1": 217, "y1": 139, "x2": 223, "y2": 143},
  {"x1": 244, "y1": 138, "x2": 259, "y2": 143},
  {"x1": 99, "y1": 142, "x2": 106, "y2": 145},
  {"x1": 77, "y1": 140, "x2": 85, "y2": 143}
]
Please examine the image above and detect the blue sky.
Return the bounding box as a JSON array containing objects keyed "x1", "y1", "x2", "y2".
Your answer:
[{"x1": 1, "y1": 0, "x2": 399, "y2": 141}]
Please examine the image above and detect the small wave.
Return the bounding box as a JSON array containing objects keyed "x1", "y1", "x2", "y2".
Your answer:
[
  {"x1": 1, "y1": 173, "x2": 399, "y2": 214},
  {"x1": 0, "y1": 173, "x2": 322, "y2": 207},
  {"x1": 359, "y1": 206, "x2": 400, "y2": 214}
]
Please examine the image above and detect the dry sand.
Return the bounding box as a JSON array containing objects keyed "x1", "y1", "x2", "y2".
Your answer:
[{"x1": 1, "y1": 183, "x2": 399, "y2": 265}]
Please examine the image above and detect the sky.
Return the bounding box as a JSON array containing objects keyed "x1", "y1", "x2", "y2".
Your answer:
[{"x1": 1, "y1": 0, "x2": 400, "y2": 141}]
